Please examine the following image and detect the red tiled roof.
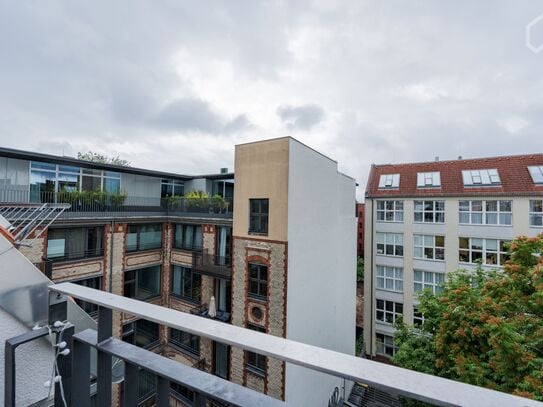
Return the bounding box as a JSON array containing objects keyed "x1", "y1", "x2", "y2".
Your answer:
[{"x1": 365, "y1": 153, "x2": 543, "y2": 198}]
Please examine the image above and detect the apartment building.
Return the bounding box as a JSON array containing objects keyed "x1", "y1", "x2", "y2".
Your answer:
[
  {"x1": 0, "y1": 137, "x2": 356, "y2": 406},
  {"x1": 363, "y1": 154, "x2": 543, "y2": 358}
]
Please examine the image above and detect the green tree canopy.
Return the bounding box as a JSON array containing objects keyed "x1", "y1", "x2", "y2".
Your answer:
[
  {"x1": 394, "y1": 235, "x2": 543, "y2": 401},
  {"x1": 77, "y1": 151, "x2": 130, "y2": 166}
]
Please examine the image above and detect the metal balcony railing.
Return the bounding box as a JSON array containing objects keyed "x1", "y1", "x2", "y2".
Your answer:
[
  {"x1": 0, "y1": 189, "x2": 232, "y2": 219},
  {"x1": 193, "y1": 250, "x2": 232, "y2": 279},
  {"x1": 18, "y1": 282, "x2": 539, "y2": 407}
]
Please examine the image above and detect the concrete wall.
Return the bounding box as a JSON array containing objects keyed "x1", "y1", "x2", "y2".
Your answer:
[
  {"x1": 120, "y1": 173, "x2": 161, "y2": 199},
  {"x1": 285, "y1": 139, "x2": 356, "y2": 406}
]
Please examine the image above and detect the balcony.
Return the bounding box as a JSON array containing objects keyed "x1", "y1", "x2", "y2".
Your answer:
[
  {"x1": 0, "y1": 189, "x2": 233, "y2": 220},
  {"x1": 193, "y1": 250, "x2": 232, "y2": 279},
  {"x1": 190, "y1": 303, "x2": 231, "y2": 323},
  {"x1": 5, "y1": 282, "x2": 541, "y2": 407}
]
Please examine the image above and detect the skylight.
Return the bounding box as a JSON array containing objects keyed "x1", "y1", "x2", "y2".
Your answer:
[
  {"x1": 378, "y1": 174, "x2": 400, "y2": 188},
  {"x1": 462, "y1": 169, "x2": 501, "y2": 186},
  {"x1": 528, "y1": 166, "x2": 543, "y2": 184},
  {"x1": 417, "y1": 172, "x2": 441, "y2": 187}
]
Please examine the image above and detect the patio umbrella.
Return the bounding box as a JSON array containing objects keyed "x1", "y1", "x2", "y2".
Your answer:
[{"x1": 209, "y1": 295, "x2": 217, "y2": 318}]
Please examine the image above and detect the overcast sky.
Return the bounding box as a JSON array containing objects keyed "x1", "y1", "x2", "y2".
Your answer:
[{"x1": 1, "y1": 1, "x2": 543, "y2": 199}]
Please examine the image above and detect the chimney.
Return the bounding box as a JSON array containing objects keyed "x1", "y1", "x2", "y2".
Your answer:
[
  {"x1": 435, "y1": 156, "x2": 439, "y2": 162},
  {"x1": 458, "y1": 156, "x2": 463, "y2": 160},
  {"x1": 220, "y1": 167, "x2": 228, "y2": 174}
]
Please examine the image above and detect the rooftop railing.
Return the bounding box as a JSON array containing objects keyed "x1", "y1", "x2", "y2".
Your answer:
[
  {"x1": 0, "y1": 189, "x2": 233, "y2": 220},
  {"x1": 31, "y1": 282, "x2": 543, "y2": 407}
]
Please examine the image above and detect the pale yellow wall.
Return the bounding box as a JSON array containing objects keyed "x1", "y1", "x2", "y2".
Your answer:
[{"x1": 233, "y1": 138, "x2": 289, "y2": 242}]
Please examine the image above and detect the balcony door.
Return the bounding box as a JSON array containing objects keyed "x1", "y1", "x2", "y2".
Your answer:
[
  {"x1": 215, "y1": 279, "x2": 231, "y2": 314},
  {"x1": 216, "y1": 226, "x2": 232, "y2": 266},
  {"x1": 213, "y1": 341, "x2": 230, "y2": 380}
]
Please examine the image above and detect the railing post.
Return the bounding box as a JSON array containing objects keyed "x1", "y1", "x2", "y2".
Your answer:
[
  {"x1": 72, "y1": 339, "x2": 91, "y2": 407},
  {"x1": 194, "y1": 392, "x2": 207, "y2": 407},
  {"x1": 4, "y1": 338, "x2": 16, "y2": 407},
  {"x1": 122, "y1": 362, "x2": 139, "y2": 407},
  {"x1": 97, "y1": 306, "x2": 113, "y2": 406},
  {"x1": 155, "y1": 376, "x2": 170, "y2": 407},
  {"x1": 55, "y1": 324, "x2": 74, "y2": 407}
]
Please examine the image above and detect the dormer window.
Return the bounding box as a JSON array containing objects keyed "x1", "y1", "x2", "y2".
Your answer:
[
  {"x1": 462, "y1": 169, "x2": 501, "y2": 186},
  {"x1": 528, "y1": 166, "x2": 543, "y2": 184},
  {"x1": 417, "y1": 172, "x2": 440, "y2": 188},
  {"x1": 378, "y1": 174, "x2": 400, "y2": 189}
]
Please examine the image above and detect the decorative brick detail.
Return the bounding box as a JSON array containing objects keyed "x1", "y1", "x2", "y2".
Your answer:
[
  {"x1": 171, "y1": 250, "x2": 194, "y2": 266},
  {"x1": 202, "y1": 224, "x2": 216, "y2": 255},
  {"x1": 52, "y1": 260, "x2": 102, "y2": 281},
  {"x1": 246, "y1": 371, "x2": 266, "y2": 394},
  {"x1": 18, "y1": 229, "x2": 46, "y2": 264},
  {"x1": 125, "y1": 251, "x2": 162, "y2": 268}
]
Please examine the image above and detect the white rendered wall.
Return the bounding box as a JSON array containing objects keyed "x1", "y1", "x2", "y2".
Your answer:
[{"x1": 285, "y1": 139, "x2": 356, "y2": 406}]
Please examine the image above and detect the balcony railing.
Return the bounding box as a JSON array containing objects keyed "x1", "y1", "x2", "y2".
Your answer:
[
  {"x1": 190, "y1": 302, "x2": 231, "y2": 323},
  {"x1": 9, "y1": 282, "x2": 537, "y2": 407},
  {"x1": 0, "y1": 189, "x2": 232, "y2": 219},
  {"x1": 193, "y1": 250, "x2": 232, "y2": 279}
]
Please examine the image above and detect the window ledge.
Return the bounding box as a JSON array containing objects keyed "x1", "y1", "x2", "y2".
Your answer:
[
  {"x1": 170, "y1": 294, "x2": 201, "y2": 306},
  {"x1": 248, "y1": 231, "x2": 268, "y2": 237},
  {"x1": 245, "y1": 365, "x2": 266, "y2": 378},
  {"x1": 413, "y1": 258, "x2": 445, "y2": 263},
  {"x1": 168, "y1": 342, "x2": 200, "y2": 360},
  {"x1": 49, "y1": 255, "x2": 104, "y2": 265},
  {"x1": 247, "y1": 295, "x2": 267, "y2": 303}
]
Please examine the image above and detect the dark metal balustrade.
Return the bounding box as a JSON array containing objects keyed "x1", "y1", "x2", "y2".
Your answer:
[{"x1": 193, "y1": 250, "x2": 232, "y2": 279}]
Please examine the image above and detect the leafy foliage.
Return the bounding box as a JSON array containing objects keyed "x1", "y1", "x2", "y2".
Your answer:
[
  {"x1": 357, "y1": 256, "x2": 364, "y2": 283},
  {"x1": 77, "y1": 151, "x2": 130, "y2": 166},
  {"x1": 394, "y1": 235, "x2": 543, "y2": 401},
  {"x1": 57, "y1": 189, "x2": 127, "y2": 207}
]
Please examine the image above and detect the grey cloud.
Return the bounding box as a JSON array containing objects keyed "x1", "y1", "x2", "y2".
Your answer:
[{"x1": 276, "y1": 104, "x2": 324, "y2": 131}]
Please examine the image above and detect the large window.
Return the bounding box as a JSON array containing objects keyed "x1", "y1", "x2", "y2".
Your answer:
[
  {"x1": 376, "y1": 200, "x2": 404, "y2": 222},
  {"x1": 458, "y1": 200, "x2": 512, "y2": 225},
  {"x1": 459, "y1": 238, "x2": 510, "y2": 266},
  {"x1": 414, "y1": 200, "x2": 445, "y2": 223},
  {"x1": 530, "y1": 200, "x2": 543, "y2": 226},
  {"x1": 124, "y1": 265, "x2": 161, "y2": 301},
  {"x1": 169, "y1": 328, "x2": 200, "y2": 356},
  {"x1": 46, "y1": 226, "x2": 104, "y2": 261},
  {"x1": 376, "y1": 333, "x2": 397, "y2": 357},
  {"x1": 246, "y1": 324, "x2": 266, "y2": 375},
  {"x1": 161, "y1": 179, "x2": 184, "y2": 198},
  {"x1": 71, "y1": 276, "x2": 102, "y2": 318},
  {"x1": 171, "y1": 266, "x2": 201, "y2": 303},
  {"x1": 376, "y1": 299, "x2": 403, "y2": 325},
  {"x1": 376, "y1": 266, "x2": 403, "y2": 292},
  {"x1": 249, "y1": 199, "x2": 269, "y2": 235},
  {"x1": 414, "y1": 234, "x2": 445, "y2": 260},
  {"x1": 122, "y1": 319, "x2": 160, "y2": 349},
  {"x1": 174, "y1": 224, "x2": 202, "y2": 251},
  {"x1": 414, "y1": 270, "x2": 445, "y2": 294},
  {"x1": 126, "y1": 224, "x2": 162, "y2": 252},
  {"x1": 216, "y1": 226, "x2": 232, "y2": 265},
  {"x1": 170, "y1": 382, "x2": 195, "y2": 405},
  {"x1": 248, "y1": 263, "x2": 267, "y2": 300},
  {"x1": 376, "y1": 232, "x2": 403, "y2": 256}
]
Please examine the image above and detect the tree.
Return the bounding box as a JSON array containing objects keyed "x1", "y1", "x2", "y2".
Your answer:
[
  {"x1": 394, "y1": 235, "x2": 543, "y2": 401},
  {"x1": 357, "y1": 256, "x2": 364, "y2": 283},
  {"x1": 77, "y1": 151, "x2": 130, "y2": 166}
]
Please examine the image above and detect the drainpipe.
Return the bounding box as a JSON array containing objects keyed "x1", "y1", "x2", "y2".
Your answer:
[{"x1": 109, "y1": 220, "x2": 114, "y2": 293}]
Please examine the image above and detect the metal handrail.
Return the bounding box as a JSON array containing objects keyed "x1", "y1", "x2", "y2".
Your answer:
[{"x1": 49, "y1": 283, "x2": 543, "y2": 407}]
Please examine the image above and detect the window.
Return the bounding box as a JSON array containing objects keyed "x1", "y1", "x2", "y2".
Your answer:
[
  {"x1": 170, "y1": 382, "x2": 195, "y2": 405},
  {"x1": 413, "y1": 308, "x2": 425, "y2": 327},
  {"x1": 530, "y1": 200, "x2": 543, "y2": 226},
  {"x1": 414, "y1": 270, "x2": 445, "y2": 294},
  {"x1": 246, "y1": 324, "x2": 266, "y2": 375},
  {"x1": 459, "y1": 200, "x2": 512, "y2": 225},
  {"x1": 126, "y1": 224, "x2": 162, "y2": 252},
  {"x1": 161, "y1": 179, "x2": 184, "y2": 198},
  {"x1": 169, "y1": 328, "x2": 200, "y2": 356},
  {"x1": 528, "y1": 166, "x2": 543, "y2": 184},
  {"x1": 376, "y1": 299, "x2": 403, "y2": 324},
  {"x1": 459, "y1": 238, "x2": 510, "y2": 266},
  {"x1": 376, "y1": 333, "x2": 396, "y2": 357},
  {"x1": 248, "y1": 263, "x2": 268, "y2": 300},
  {"x1": 171, "y1": 265, "x2": 201, "y2": 303},
  {"x1": 376, "y1": 232, "x2": 403, "y2": 256},
  {"x1": 376, "y1": 266, "x2": 403, "y2": 292},
  {"x1": 71, "y1": 276, "x2": 102, "y2": 318},
  {"x1": 462, "y1": 169, "x2": 501, "y2": 186},
  {"x1": 414, "y1": 235, "x2": 445, "y2": 260},
  {"x1": 414, "y1": 201, "x2": 445, "y2": 223},
  {"x1": 216, "y1": 226, "x2": 232, "y2": 265},
  {"x1": 378, "y1": 174, "x2": 400, "y2": 188},
  {"x1": 249, "y1": 199, "x2": 269, "y2": 235},
  {"x1": 376, "y1": 200, "x2": 404, "y2": 222},
  {"x1": 46, "y1": 226, "x2": 104, "y2": 261},
  {"x1": 416, "y1": 172, "x2": 441, "y2": 187},
  {"x1": 122, "y1": 319, "x2": 160, "y2": 349},
  {"x1": 174, "y1": 224, "x2": 202, "y2": 251},
  {"x1": 124, "y1": 265, "x2": 161, "y2": 301},
  {"x1": 137, "y1": 369, "x2": 156, "y2": 404}
]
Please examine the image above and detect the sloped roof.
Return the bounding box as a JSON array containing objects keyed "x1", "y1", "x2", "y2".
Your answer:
[{"x1": 365, "y1": 153, "x2": 543, "y2": 198}]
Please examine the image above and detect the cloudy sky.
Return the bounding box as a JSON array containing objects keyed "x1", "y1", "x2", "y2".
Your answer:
[{"x1": 1, "y1": 1, "x2": 543, "y2": 199}]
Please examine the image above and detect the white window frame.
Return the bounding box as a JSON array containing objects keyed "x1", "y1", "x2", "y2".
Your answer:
[
  {"x1": 458, "y1": 237, "x2": 510, "y2": 266},
  {"x1": 376, "y1": 232, "x2": 404, "y2": 257},
  {"x1": 462, "y1": 169, "x2": 501, "y2": 186},
  {"x1": 416, "y1": 172, "x2": 441, "y2": 187},
  {"x1": 376, "y1": 200, "x2": 404, "y2": 222},
  {"x1": 458, "y1": 200, "x2": 512, "y2": 225},
  {"x1": 528, "y1": 166, "x2": 543, "y2": 184},
  {"x1": 413, "y1": 234, "x2": 445, "y2": 261},
  {"x1": 413, "y1": 307, "x2": 425, "y2": 326},
  {"x1": 376, "y1": 265, "x2": 403, "y2": 292},
  {"x1": 413, "y1": 270, "x2": 445, "y2": 295},
  {"x1": 376, "y1": 333, "x2": 397, "y2": 357},
  {"x1": 378, "y1": 173, "x2": 400, "y2": 189},
  {"x1": 530, "y1": 200, "x2": 543, "y2": 227},
  {"x1": 376, "y1": 299, "x2": 403, "y2": 325},
  {"x1": 414, "y1": 200, "x2": 445, "y2": 223}
]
